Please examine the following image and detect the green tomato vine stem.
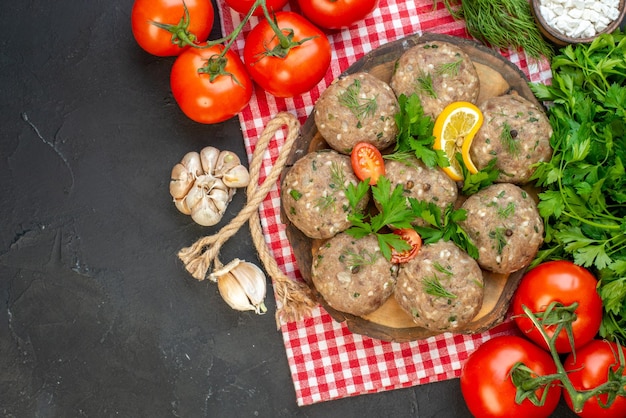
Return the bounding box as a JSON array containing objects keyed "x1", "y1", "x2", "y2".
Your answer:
[{"x1": 517, "y1": 304, "x2": 626, "y2": 413}]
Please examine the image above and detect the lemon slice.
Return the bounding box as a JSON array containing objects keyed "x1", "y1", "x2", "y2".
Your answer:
[{"x1": 433, "y1": 101, "x2": 483, "y2": 181}]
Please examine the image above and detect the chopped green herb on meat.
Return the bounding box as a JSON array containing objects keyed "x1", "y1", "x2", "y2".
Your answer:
[
  {"x1": 423, "y1": 274, "x2": 457, "y2": 299},
  {"x1": 489, "y1": 227, "x2": 508, "y2": 255},
  {"x1": 338, "y1": 78, "x2": 378, "y2": 126},
  {"x1": 434, "y1": 58, "x2": 463, "y2": 77},
  {"x1": 416, "y1": 71, "x2": 438, "y2": 99},
  {"x1": 289, "y1": 190, "x2": 302, "y2": 201},
  {"x1": 500, "y1": 121, "x2": 521, "y2": 156}
]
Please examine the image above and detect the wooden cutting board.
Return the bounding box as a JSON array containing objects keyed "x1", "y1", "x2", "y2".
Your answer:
[{"x1": 280, "y1": 32, "x2": 543, "y2": 342}]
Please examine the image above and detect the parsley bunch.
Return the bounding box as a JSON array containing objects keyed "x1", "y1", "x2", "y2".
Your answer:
[{"x1": 529, "y1": 32, "x2": 626, "y2": 344}]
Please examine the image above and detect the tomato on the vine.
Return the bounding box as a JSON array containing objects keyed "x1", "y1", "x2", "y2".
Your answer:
[
  {"x1": 512, "y1": 260, "x2": 603, "y2": 353},
  {"x1": 131, "y1": 0, "x2": 214, "y2": 57},
  {"x1": 296, "y1": 0, "x2": 379, "y2": 29},
  {"x1": 224, "y1": 0, "x2": 288, "y2": 16},
  {"x1": 243, "y1": 12, "x2": 331, "y2": 98},
  {"x1": 460, "y1": 336, "x2": 561, "y2": 418},
  {"x1": 390, "y1": 228, "x2": 421, "y2": 264},
  {"x1": 170, "y1": 45, "x2": 253, "y2": 124},
  {"x1": 563, "y1": 339, "x2": 626, "y2": 418},
  {"x1": 350, "y1": 142, "x2": 385, "y2": 185}
]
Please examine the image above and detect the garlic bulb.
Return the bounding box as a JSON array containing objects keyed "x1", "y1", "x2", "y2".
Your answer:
[
  {"x1": 213, "y1": 259, "x2": 267, "y2": 314},
  {"x1": 169, "y1": 147, "x2": 250, "y2": 226}
]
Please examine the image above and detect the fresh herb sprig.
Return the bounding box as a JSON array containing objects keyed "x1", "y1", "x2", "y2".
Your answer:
[
  {"x1": 437, "y1": 0, "x2": 553, "y2": 60},
  {"x1": 455, "y1": 154, "x2": 500, "y2": 195},
  {"x1": 528, "y1": 32, "x2": 626, "y2": 344},
  {"x1": 408, "y1": 199, "x2": 479, "y2": 259},
  {"x1": 345, "y1": 176, "x2": 416, "y2": 261},
  {"x1": 339, "y1": 78, "x2": 378, "y2": 125},
  {"x1": 387, "y1": 93, "x2": 448, "y2": 168},
  {"x1": 423, "y1": 274, "x2": 457, "y2": 299}
]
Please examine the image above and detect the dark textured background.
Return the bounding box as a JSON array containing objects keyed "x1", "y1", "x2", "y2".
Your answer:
[{"x1": 0, "y1": 1, "x2": 578, "y2": 416}]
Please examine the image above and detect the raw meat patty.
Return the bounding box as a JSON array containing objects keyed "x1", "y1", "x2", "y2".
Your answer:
[
  {"x1": 281, "y1": 150, "x2": 368, "y2": 239},
  {"x1": 471, "y1": 94, "x2": 553, "y2": 184},
  {"x1": 395, "y1": 240, "x2": 484, "y2": 331},
  {"x1": 382, "y1": 157, "x2": 458, "y2": 226},
  {"x1": 459, "y1": 183, "x2": 544, "y2": 274},
  {"x1": 312, "y1": 232, "x2": 397, "y2": 316},
  {"x1": 315, "y1": 72, "x2": 399, "y2": 154},
  {"x1": 390, "y1": 41, "x2": 480, "y2": 118}
]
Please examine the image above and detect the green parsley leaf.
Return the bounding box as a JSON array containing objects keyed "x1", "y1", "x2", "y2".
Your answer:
[
  {"x1": 344, "y1": 176, "x2": 415, "y2": 261},
  {"x1": 390, "y1": 93, "x2": 448, "y2": 168}
]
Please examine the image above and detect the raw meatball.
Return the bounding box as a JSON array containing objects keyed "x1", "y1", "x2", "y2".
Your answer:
[
  {"x1": 281, "y1": 150, "x2": 368, "y2": 239},
  {"x1": 459, "y1": 183, "x2": 544, "y2": 274},
  {"x1": 312, "y1": 233, "x2": 397, "y2": 316},
  {"x1": 383, "y1": 157, "x2": 458, "y2": 226},
  {"x1": 314, "y1": 72, "x2": 399, "y2": 154},
  {"x1": 390, "y1": 41, "x2": 480, "y2": 118},
  {"x1": 394, "y1": 240, "x2": 484, "y2": 331},
  {"x1": 471, "y1": 94, "x2": 553, "y2": 184}
]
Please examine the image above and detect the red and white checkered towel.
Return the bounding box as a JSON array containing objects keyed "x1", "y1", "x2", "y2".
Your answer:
[{"x1": 218, "y1": 0, "x2": 552, "y2": 406}]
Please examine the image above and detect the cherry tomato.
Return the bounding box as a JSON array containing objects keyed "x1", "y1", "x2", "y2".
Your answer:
[
  {"x1": 390, "y1": 228, "x2": 422, "y2": 264},
  {"x1": 350, "y1": 142, "x2": 385, "y2": 185},
  {"x1": 297, "y1": 0, "x2": 379, "y2": 29},
  {"x1": 460, "y1": 336, "x2": 562, "y2": 418},
  {"x1": 131, "y1": 0, "x2": 214, "y2": 57},
  {"x1": 563, "y1": 339, "x2": 626, "y2": 418},
  {"x1": 224, "y1": 0, "x2": 288, "y2": 16},
  {"x1": 512, "y1": 260, "x2": 603, "y2": 353},
  {"x1": 170, "y1": 45, "x2": 253, "y2": 124},
  {"x1": 242, "y1": 12, "x2": 331, "y2": 98}
]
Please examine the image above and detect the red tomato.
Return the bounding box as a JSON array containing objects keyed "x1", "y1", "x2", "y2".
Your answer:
[
  {"x1": 512, "y1": 260, "x2": 603, "y2": 353},
  {"x1": 563, "y1": 340, "x2": 626, "y2": 418},
  {"x1": 350, "y1": 142, "x2": 385, "y2": 185},
  {"x1": 242, "y1": 12, "x2": 331, "y2": 98},
  {"x1": 460, "y1": 336, "x2": 562, "y2": 418},
  {"x1": 224, "y1": 0, "x2": 288, "y2": 16},
  {"x1": 131, "y1": 0, "x2": 214, "y2": 57},
  {"x1": 170, "y1": 45, "x2": 253, "y2": 124},
  {"x1": 390, "y1": 228, "x2": 422, "y2": 264},
  {"x1": 297, "y1": 0, "x2": 379, "y2": 29}
]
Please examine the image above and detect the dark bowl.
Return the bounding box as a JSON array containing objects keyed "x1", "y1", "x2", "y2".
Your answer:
[{"x1": 530, "y1": 0, "x2": 626, "y2": 46}]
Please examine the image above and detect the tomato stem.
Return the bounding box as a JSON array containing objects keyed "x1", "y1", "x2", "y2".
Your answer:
[
  {"x1": 518, "y1": 304, "x2": 626, "y2": 413},
  {"x1": 149, "y1": 1, "x2": 198, "y2": 49}
]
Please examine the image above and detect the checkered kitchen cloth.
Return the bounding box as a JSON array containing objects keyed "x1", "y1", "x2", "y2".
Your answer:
[{"x1": 217, "y1": 0, "x2": 553, "y2": 406}]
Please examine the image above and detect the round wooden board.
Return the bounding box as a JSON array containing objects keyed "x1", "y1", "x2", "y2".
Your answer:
[{"x1": 280, "y1": 32, "x2": 542, "y2": 343}]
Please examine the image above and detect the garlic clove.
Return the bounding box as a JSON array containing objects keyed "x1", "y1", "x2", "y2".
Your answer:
[
  {"x1": 222, "y1": 165, "x2": 251, "y2": 188},
  {"x1": 208, "y1": 187, "x2": 231, "y2": 213},
  {"x1": 200, "y1": 146, "x2": 220, "y2": 176},
  {"x1": 189, "y1": 197, "x2": 222, "y2": 226},
  {"x1": 173, "y1": 197, "x2": 191, "y2": 215},
  {"x1": 212, "y1": 259, "x2": 267, "y2": 314},
  {"x1": 216, "y1": 151, "x2": 241, "y2": 175},
  {"x1": 180, "y1": 151, "x2": 203, "y2": 177},
  {"x1": 229, "y1": 261, "x2": 267, "y2": 311},
  {"x1": 169, "y1": 162, "x2": 196, "y2": 199},
  {"x1": 217, "y1": 272, "x2": 257, "y2": 312}
]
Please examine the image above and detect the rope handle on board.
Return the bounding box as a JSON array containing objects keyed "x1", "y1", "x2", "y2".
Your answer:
[{"x1": 178, "y1": 112, "x2": 317, "y2": 326}]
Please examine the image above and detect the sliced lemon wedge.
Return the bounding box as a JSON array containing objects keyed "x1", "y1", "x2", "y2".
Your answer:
[{"x1": 433, "y1": 101, "x2": 483, "y2": 181}]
